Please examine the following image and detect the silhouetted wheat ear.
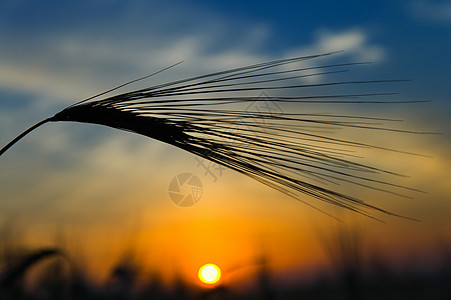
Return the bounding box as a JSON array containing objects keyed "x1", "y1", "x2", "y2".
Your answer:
[
  {"x1": 0, "y1": 248, "x2": 63, "y2": 287},
  {"x1": 0, "y1": 51, "x2": 431, "y2": 220}
]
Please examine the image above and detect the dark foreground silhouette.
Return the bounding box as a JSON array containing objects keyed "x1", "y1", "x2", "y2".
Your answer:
[{"x1": 1, "y1": 229, "x2": 449, "y2": 300}]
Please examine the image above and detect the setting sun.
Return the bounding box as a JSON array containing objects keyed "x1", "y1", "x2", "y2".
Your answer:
[{"x1": 198, "y1": 263, "x2": 221, "y2": 285}]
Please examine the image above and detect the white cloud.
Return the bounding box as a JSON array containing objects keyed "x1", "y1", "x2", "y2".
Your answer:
[
  {"x1": 409, "y1": 1, "x2": 451, "y2": 24},
  {"x1": 285, "y1": 29, "x2": 385, "y2": 63},
  {"x1": 0, "y1": 22, "x2": 271, "y2": 170},
  {"x1": 0, "y1": 19, "x2": 387, "y2": 171},
  {"x1": 281, "y1": 29, "x2": 385, "y2": 83},
  {"x1": 0, "y1": 19, "x2": 385, "y2": 113},
  {"x1": 0, "y1": 31, "x2": 266, "y2": 108}
]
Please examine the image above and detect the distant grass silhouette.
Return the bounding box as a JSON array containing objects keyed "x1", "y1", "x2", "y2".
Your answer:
[
  {"x1": 0, "y1": 248, "x2": 63, "y2": 288},
  {"x1": 1, "y1": 229, "x2": 449, "y2": 299},
  {"x1": 0, "y1": 52, "x2": 430, "y2": 218}
]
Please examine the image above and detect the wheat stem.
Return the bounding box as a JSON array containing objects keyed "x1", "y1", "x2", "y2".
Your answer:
[{"x1": 0, "y1": 118, "x2": 53, "y2": 157}]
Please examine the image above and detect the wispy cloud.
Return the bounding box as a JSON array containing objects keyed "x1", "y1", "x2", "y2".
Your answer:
[
  {"x1": 280, "y1": 29, "x2": 385, "y2": 84},
  {"x1": 0, "y1": 29, "x2": 268, "y2": 107},
  {"x1": 0, "y1": 3, "x2": 275, "y2": 205},
  {"x1": 0, "y1": 24, "x2": 389, "y2": 177},
  {"x1": 285, "y1": 28, "x2": 385, "y2": 63},
  {"x1": 0, "y1": 3, "x2": 449, "y2": 284},
  {"x1": 0, "y1": 21, "x2": 393, "y2": 228},
  {"x1": 409, "y1": 1, "x2": 451, "y2": 25}
]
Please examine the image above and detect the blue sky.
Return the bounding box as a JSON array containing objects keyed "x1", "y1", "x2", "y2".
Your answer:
[
  {"x1": 1, "y1": 1, "x2": 450, "y2": 110},
  {"x1": 0, "y1": 0, "x2": 450, "y2": 283}
]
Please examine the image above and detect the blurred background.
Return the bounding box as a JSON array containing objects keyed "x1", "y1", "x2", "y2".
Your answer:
[{"x1": 0, "y1": 0, "x2": 450, "y2": 298}]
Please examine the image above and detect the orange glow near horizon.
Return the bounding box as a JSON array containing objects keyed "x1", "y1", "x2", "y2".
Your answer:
[{"x1": 1, "y1": 129, "x2": 449, "y2": 289}]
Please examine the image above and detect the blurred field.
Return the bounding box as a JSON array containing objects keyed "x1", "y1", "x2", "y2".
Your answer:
[{"x1": 1, "y1": 222, "x2": 450, "y2": 300}]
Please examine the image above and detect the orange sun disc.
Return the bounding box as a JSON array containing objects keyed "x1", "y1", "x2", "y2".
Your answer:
[{"x1": 198, "y1": 263, "x2": 221, "y2": 285}]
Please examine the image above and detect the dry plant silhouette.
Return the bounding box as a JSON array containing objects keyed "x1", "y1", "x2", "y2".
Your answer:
[
  {"x1": 0, "y1": 52, "x2": 430, "y2": 219},
  {"x1": 1, "y1": 222, "x2": 450, "y2": 299}
]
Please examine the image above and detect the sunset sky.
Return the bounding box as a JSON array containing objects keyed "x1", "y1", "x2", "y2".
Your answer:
[{"x1": 0, "y1": 0, "x2": 450, "y2": 288}]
